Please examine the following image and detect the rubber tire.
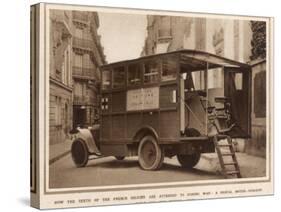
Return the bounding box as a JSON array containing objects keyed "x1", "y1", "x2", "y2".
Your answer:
[
  {"x1": 71, "y1": 139, "x2": 89, "y2": 168},
  {"x1": 138, "y1": 135, "x2": 164, "y2": 170},
  {"x1": 115, "y1": 156, "x2": 125, "y2": 160},
  {"x1": 177, "y1": 153, "x2": 201, "y2": 169}
]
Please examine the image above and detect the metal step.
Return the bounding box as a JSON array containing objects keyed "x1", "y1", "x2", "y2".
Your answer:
[
  {"x1": 221, "y1": 153, "x2": 234, "y2": 156},
  {"x1": 223, "y1": 162, "x2": 237, "y2": 165}
]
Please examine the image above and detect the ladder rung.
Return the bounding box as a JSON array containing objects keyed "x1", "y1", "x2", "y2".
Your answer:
[
  {"x1": 218, "y1": 144, "x2": 232, "y2": 147},
  {"x1": 226, "y1": 170, "x2": 240, "y2": 175},
  {"x1": 217, "y1": 116, "x2": 228, "y2": 119},
  {"x1": 223, "y1": 162, "x2": 237, "y2": 165},
  {"x1": 221, "y1": 153, "x2": 234, "y2": 156}
]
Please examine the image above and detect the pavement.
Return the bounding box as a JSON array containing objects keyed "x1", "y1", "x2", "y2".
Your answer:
[
  {"x1": 49, "y1": 139, "x2": 72, "y2": 165},
  {"x1": 49, "y1": 139, "x2": 266, "y2": 178},
  {"x1": 199, "y1": 153, "x2": 266, "y2": 177},
  {"x1": 49, "y1": 140, "x2": 266, "y2": 188}
]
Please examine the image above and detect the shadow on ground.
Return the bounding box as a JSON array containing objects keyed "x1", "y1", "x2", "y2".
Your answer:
[{"x1": 87, "y1": 158, "x2": 219, "y2": 177}]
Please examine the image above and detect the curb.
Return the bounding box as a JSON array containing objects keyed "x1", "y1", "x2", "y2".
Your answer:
[{"x1": 49, "y1": 150, "x2": 71, "y2": 165}]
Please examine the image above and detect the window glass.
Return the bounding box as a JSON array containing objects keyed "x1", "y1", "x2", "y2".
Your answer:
[
  {"x1": 113, "y1": 66, "x2": 125, "y2": 88},
  {"x1": 207, "y1": 68, "x2": 224, "y2": 89},
  {"x1": 144, "y1": 60, "x2": 159, "y2": 84},
  {"x1": 161, "y1": 57, "x2": 177, "y2": 81},
  {"x1": 191, "y1": 70, "x2": 205, "y2": 91},
  {"x1": 128, "y1": 64, "x2": 142, "y2": 86},
  {"x1": 102, "y1": 70, "x2": 111, "y2": 90},
  {"x1": 234, "y1": 72, "x2": 243, "y2": 90}
]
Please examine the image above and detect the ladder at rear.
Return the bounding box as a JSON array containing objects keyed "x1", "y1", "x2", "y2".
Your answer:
[{"x1": 213, "y1": 135, "x2": 242, "y2": 178}]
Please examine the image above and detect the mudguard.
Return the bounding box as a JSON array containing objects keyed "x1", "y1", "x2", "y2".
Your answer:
[{"x1": 75, "y1": 127, "x2": 100, "y2": 155}]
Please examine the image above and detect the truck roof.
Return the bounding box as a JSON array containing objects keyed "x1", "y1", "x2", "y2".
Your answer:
[{"x1": 101, "y1": 49, "x2": 251, "y2": 71}]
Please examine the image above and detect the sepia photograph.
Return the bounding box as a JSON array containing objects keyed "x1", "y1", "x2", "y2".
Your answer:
[{"x1": 30, "y1": 2, "x2": 273, "y2": 209}]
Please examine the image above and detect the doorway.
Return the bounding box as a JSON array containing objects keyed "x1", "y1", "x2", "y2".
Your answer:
[{"x1": 73, "y1": 106, "x2": 87, "y2": 128}]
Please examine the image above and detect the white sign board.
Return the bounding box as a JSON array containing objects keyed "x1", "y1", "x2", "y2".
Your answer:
[{"x1": 127, "y1": 87, "x2": 159, "y2": 111}]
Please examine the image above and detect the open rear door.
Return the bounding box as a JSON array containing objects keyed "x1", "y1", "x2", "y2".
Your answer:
[{"x1": 224, "y1": 67, "x2": 251, "y2": 138}]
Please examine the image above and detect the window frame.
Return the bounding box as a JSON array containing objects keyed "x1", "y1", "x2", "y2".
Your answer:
[
  {"x1": 101, "y1": 68, "x2": 112, "y2": 90},
  {"x1": 161, "y1": 56, "x2": 178, "y2": 82},
  {"x1": 112, "y1": 65, "x2": 126, "y2": 89},
  {"x1": 127, "y1": 62, "x2": 143, "y2": 88},
  {"x1": 143, "y1": 59, "x2": 160, "y2": 85},
  {"x1": 190, "y1": 69, "x2": 207, "y2": 92}
]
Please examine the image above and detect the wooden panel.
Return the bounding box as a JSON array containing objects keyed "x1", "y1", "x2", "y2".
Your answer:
[
  {"x1": 112, "y1": 91, "x2": 126, "y2": 112},
  {"x1": 159, "y1": 110, "x2": 179, "y2": 139},
  {"x1": 112, "y1": 115, "x2": 126, "y2": 140},
  {"x1": 186, "y1": 95, "x2": 208, "y2": 135},
  {"x1": 160, "y1": 84, "x2": 177, "y2": 108},
  {"x1": 127, "y1": 113, "x2": 142, "y2": 139},
  {"x1": 101, "y1": 115, "x2": 111, "y2": 140},
  {"x1": 143, "y1": 112, "x2": 159, "y2": 133},
  {"x1": 100, "y1": 144, "x2": 128, "y2": 156}
]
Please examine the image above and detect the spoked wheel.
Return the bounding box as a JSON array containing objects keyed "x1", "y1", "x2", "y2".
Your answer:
[
  {"x1": 177, "y1": 153, "x2": 201, "y2": 169},
  {"x1": 115, "y1": 156, "x2": 125, "y2": 160},
  {"x1": 71, "y1": 139, "x2": 89, "y2": 167},
  {"x1": 138, "y1": 135, "x2": 164, "y2": 170}
]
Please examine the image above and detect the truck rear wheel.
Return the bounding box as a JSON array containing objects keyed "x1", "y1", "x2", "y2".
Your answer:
[
  {"x1": 138, "y1": 135, "x2": 164, "y2": 170},
  {"x1": 71, "y1": 139, "x2": 89, "y2": 167},
  {"x1": 177, "y1": 153, "x2": 201, "y2": 169}
]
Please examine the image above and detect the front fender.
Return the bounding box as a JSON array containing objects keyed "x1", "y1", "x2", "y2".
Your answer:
[{"x1": 74, "y1": 128, "x2": 100, "y2": 154}]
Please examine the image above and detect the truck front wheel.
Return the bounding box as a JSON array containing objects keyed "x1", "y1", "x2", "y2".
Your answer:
[
  {"x1": 138, "y1": 135, "x2": 164, "y2": 170},
  {"x1": 71, "y1": 139, "x2": 89, "y2": 167},
  {"x1": 177, "y1": 153, "x2": 201, "y2": 169}
]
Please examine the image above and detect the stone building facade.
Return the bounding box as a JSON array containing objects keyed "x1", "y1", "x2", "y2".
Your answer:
[
  {"x1": 49, "y1": 10, "x2": 105, "y2": 145},
  {"x1": 71, "y1": 11, "x2": 106, "y2": 128},
  {"x1": 247, "y1": 59, "x2": 267, "y2": 157},
  {"x1": 142, "y1": 16, "x2": 252, "y2": 63},
  {"x1": 49, "y1": 10, "x2": 73, "y2": 145},
  {"x1": 141, "y1": 15, "x2": 267, "y2": 157}
]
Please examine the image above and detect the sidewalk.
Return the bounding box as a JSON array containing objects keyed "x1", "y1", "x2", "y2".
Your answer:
[
  {"x1": 49, "y1": 139, "x2": 72, "y2": 165},
  {"x1": 198, "y1": 152, "x2": 266, "y2": 178}
]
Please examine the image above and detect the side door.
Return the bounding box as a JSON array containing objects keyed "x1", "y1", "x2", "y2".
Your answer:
[{"x1": 224, "y1": 67, "x2": 251, "y2": 138}]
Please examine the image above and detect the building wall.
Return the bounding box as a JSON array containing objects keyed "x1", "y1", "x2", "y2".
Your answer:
[
  {"x1": 246, "y1": 59, "x2": 267, "y2": 157},
  {"x1": 142, "y1": 15, "x2": 252, "y2": 63},
  {"x1": 49, "y1": 10, "x2": 73, "y2": 145},
  {"x1": 72, "y1": 11, "x2": 105, "y2": 128},
  {"x1": 49, "y1": 10, "x2": 106, "y2": 144},
  {"x1": 49, "y1": 81, "x2": 72, "y2": 145}
]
